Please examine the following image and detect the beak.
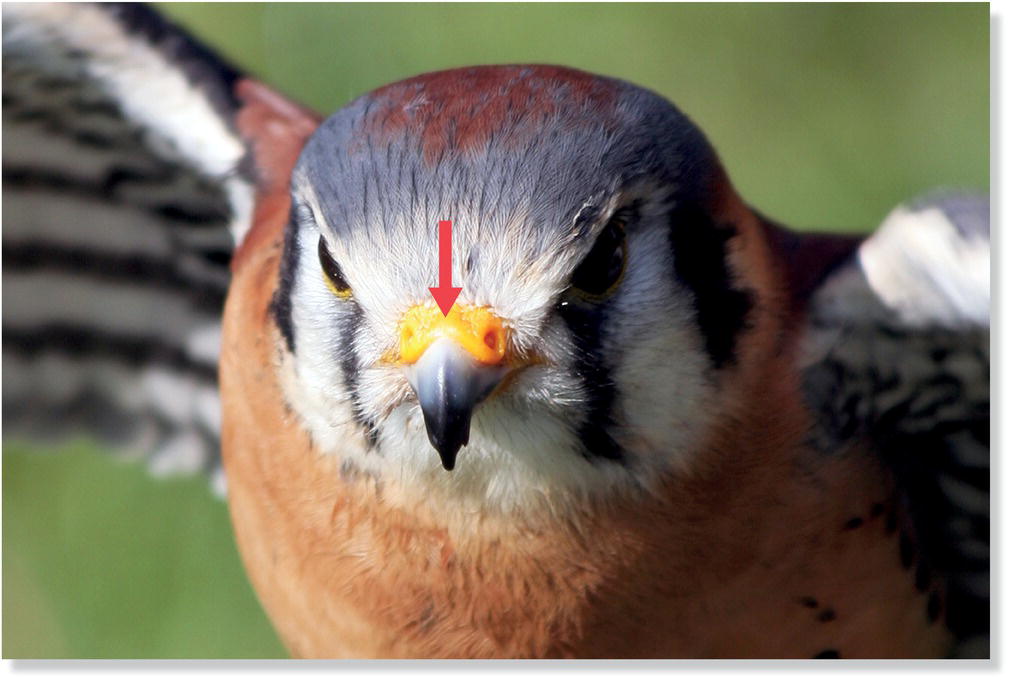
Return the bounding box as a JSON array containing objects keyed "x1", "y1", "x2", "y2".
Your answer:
[{"x1": 399, "y1": 304, "x2": 510, "y2": 470}]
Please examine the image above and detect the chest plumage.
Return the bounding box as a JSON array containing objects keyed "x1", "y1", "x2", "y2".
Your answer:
[
  {"x1": 219, "y1": 157, "x2": 950, "y2": 656},
  {"x1": 3, "y1": 3, "x2": 987, "y2": 659}
]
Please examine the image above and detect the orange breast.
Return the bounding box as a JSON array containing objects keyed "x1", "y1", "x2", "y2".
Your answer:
[
  {"x1": 219, "y1": 84, "x2": 952, "y2": 657},
  {"x1": 220, "y1": 231, "x2": 951, "y2": 658}
]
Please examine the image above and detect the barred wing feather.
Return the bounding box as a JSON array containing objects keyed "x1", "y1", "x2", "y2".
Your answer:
[{"x1": 2, "y1": 3, "x2": 256, "y2": 489}]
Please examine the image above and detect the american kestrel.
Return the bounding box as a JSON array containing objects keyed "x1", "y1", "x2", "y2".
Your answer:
[{"x1": 2, "y1": 3, "x2": 989, "y2": 658}]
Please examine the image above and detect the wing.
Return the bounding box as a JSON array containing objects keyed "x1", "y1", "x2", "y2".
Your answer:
[
  {"x1": 2, "y1": 3, "x2": 318, "y2": 492},
  {"x1": 798, "y1": 193, "x2": 990, "y2": 657}
]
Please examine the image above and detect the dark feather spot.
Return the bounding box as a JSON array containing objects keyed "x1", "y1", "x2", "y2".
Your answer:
[
  {"x1": 799, "y1": 596, "x2": 819, "y2": 609},
  {"x1": 843, "y1": 517, "x2": 863, "y2": 530},
  {"x1": 153, "y1": 202, "x2": 228, "y2": 225},
  {"x1": 927, "y1": 592, "x2": 942, "y2": 623},
  {"x1": 870, "y1": 503, "x2": 885, "y2": 518},
  {"x1": 71, "y1": 130, "x2": 118, "y2": 149},
  {"x1": 885, "y1": 508, "x2": 898, "y2": 535},
  {"x1": 813, "y1": 649, "x2": 840, "y2": 658},
  {"x1": 411, "y1": 603, "x2": 437, "y2": 634},
  {"x1": 915, "y1": 562, "x2": 932, "y2": 593},
  {"x1": 817, "y1": 609, "x2": 836, "y2": 623},
  {"x1": 900, "y1": 533, "x2": 914, "y2": 569}
]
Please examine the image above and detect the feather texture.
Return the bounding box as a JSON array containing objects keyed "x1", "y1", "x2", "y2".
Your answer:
[
  {"x1": 801, "y1": 193, "x2": 990, "y2": 656},
  {"x1": 2, "y1": 3, "x2": 254, "y2": 490}
]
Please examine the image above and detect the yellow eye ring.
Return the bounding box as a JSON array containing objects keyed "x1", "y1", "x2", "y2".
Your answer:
[
  {"x1": 318, "y1": 235, "x2": 352, "y2": 298},
  {"x1": 322, "y1": 272, "x2": 353, "y2": 299}
]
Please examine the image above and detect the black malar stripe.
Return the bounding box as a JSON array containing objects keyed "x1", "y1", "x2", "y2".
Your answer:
[
  {"x1": 557, "y1": 296, "x2": 624, "y2": 463},
  {"x1": 337, "y1": 301, "x2": 379, "y2": 448}
]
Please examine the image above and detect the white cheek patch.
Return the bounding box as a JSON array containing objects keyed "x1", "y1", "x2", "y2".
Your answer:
[
  {"x1": 605, "y1": 218, "x2": 718, "y2": 475},
  {"x1": 282, "y1": 229, "x2": 366, "y2": 455}
]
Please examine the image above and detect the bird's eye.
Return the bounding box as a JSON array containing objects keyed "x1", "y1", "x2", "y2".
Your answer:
[
  {"x1": 569, "y1": 214, "x2": 628, "y2": 300},
  {"x1": 318, "y1": 235, "x2": 352, "y2": 298}
]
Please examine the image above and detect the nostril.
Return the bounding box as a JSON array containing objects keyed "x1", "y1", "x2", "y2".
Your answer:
[{"x1": 484, "y1": 331, "x2": 498, "y2": 351}]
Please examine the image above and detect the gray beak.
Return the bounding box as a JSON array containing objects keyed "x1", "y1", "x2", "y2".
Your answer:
[{"x1": 404, "y1": 338, "x2": 508, "y2": 470}]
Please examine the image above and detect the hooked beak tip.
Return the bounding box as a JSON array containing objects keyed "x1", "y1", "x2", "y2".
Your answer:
[
  {"x1": 407, "y1": 338, "x2": 505, "y2": 472},
  {"x1": 422, "y1": 402, "x2": 471, "y2": 472},
  {"x1": 438, "y1": 446, "x2": 459, "y2": 471}
]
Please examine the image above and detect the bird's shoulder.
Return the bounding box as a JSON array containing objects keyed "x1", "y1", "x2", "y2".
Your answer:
[{"x1": 793, "y1": 193, "x2": 990, "y2": 656}]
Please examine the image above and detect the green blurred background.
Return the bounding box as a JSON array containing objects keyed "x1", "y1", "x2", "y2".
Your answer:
[{"x1": 3, "y1": 2, "x2": 988, "y2": 659}]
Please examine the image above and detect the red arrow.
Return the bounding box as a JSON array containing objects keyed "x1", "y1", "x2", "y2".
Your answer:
[{"x1": 429, "y1": 219, "x2": 462, "y2": 316}]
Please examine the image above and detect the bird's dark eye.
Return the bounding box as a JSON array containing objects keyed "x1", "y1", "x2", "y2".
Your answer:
[
  {"x1": 569, "y1": 214, "x2": 628, "y2": 300},
  {"x1": 318, "y1": 235, "x2": 352, "y2": 298}
]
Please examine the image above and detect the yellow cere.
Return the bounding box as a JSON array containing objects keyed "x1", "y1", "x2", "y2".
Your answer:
[{"x1": 398, "y1": 304, "x2": 508, "y2": 366}]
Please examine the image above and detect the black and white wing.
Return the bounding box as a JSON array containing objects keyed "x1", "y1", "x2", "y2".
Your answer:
[
  {"x1": 801, "y1": 193, "x2": 990, "y2": 657},
  {"x1": 2, "y1": 3, "x2": 256, "y2": 490}
]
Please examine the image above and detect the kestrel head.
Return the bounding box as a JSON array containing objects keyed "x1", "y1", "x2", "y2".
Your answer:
[{"x1": 276, "y1": 65, "x2": 763, "y2": 510}]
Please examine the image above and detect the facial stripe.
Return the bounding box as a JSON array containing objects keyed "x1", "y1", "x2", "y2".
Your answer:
[
  {"x1": 667, "y1": 200, "x2": 753, "y2": 369},
  {"x1": 336, "y1": 301, "x2": 379, "y2": 448},
  {"x1": 270, "y1": 209, "x2": 302, "y2": 353},
  {"x1": 557, "y1": 296, "x2": 623, "y2": 462}
]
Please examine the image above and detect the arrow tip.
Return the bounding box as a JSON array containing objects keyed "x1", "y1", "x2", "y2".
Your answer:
[{"x1": 429, "y1": 287, "x2": 462, "y2": 316}]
